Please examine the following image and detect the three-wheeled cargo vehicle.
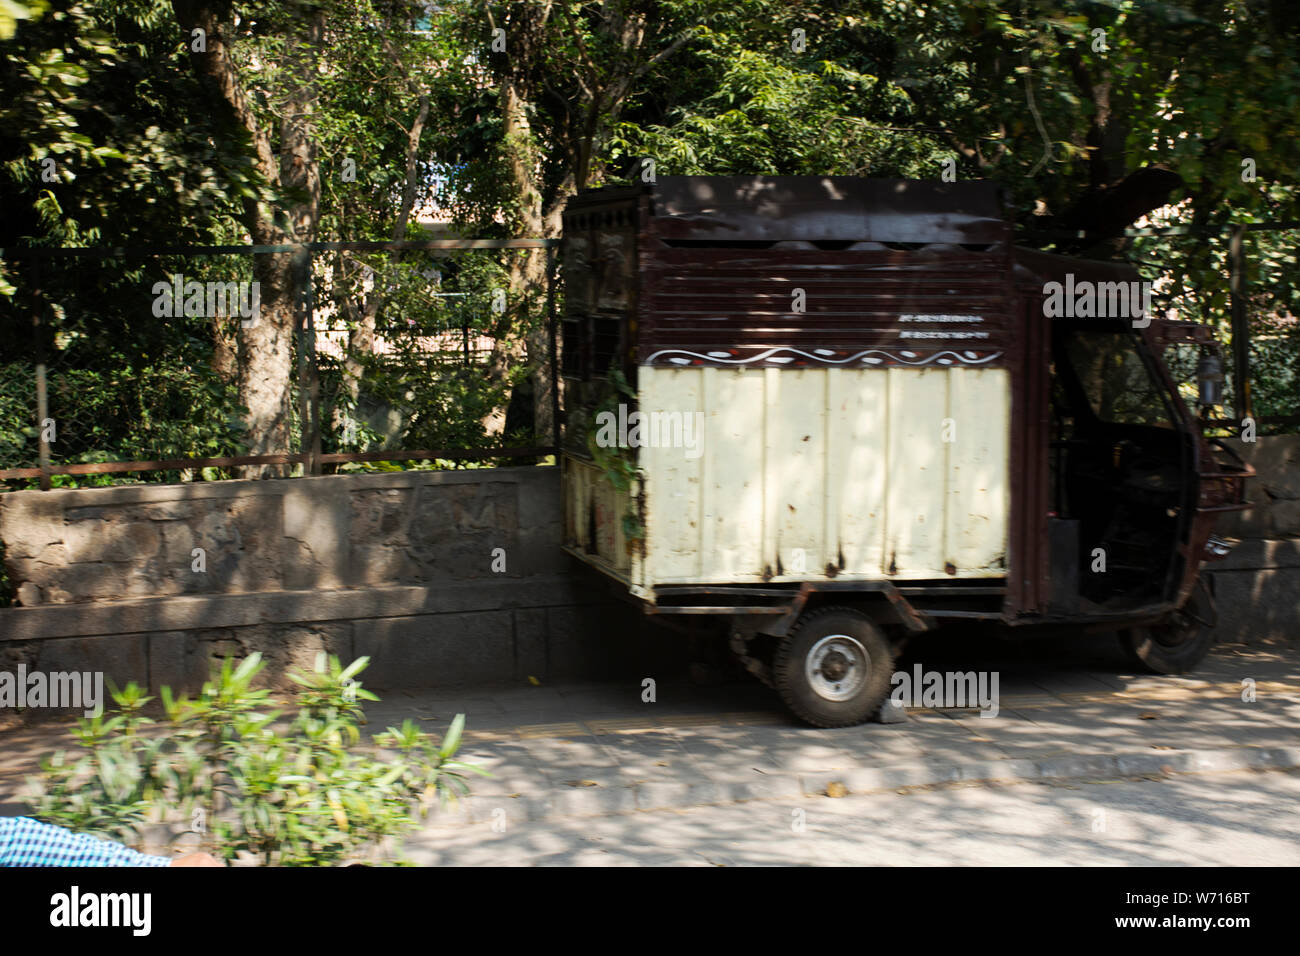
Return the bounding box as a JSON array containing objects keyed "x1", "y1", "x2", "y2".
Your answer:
[{"x1": 559, "y1": 176, "x2": 1252, "y2": 726}]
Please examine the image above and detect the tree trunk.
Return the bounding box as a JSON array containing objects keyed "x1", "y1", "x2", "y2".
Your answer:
[
  {"x1": 241, "y1": 251, "x2": 297, "y2": 462},
  {"x1": 483, "y1": 78, "x2": 548, "y2": 440},
  {"x1": 210, "y1": 314, "x2": 238, "y2": 383},
  {"x1": 173, "y1": 1, "x2": 321, "y2": 476}
]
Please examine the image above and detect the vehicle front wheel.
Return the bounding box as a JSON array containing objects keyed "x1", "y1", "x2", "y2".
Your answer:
[
  {"x1": 773, "y1": 606, "x2": 894, "y2": 727},
  {"x1": 1118, "y1": 581, "x2": 1216, "y2": 674}
]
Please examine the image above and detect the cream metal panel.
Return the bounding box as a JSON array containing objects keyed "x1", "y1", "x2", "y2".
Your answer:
[
  {"x1": 638, "y1": 370, "x2": 704, "y2": 580},
  {"x1": 563, "y1": 456, "x2": 634, "y2": 577},
  {"x1": 629, "y1": 365, "x2": 1010, "y2": 589},
  {"x1": 944, "y1": 368, "x2": 1011, "y2": 571},
  {"x1": 883, "y1": 367, "x2": 949, "y2": 574},
  {"x1": 826, "y1": 366, "x2": 889, "y2": 574},
  {"x1": 764, "y1": 368, "x2": 829, "y2": 577},
  {"x1": 697, "y1": 368, "x2": 766, "y2": 579}
]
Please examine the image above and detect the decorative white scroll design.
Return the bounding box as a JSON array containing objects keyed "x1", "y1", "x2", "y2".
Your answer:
[{"x1": 644, "y1": 347, "x2": 1003, "y2": 367}]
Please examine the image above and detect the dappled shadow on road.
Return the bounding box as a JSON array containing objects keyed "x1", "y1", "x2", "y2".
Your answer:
[
  {"x1": 407, "y1": 768, "x2": 1300, "y2": 866},
  {"x1": 5, "y1": 627, "x2": 1296, "y2": 864},
  {"x1": 365, "y1": 630, "x2": 1300, "y2": 748}
]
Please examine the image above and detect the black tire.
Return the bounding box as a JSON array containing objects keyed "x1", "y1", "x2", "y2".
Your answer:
[
  {"x1": 773, "y1": 606, "x2": 894, "y2": 727},
  {"x1": 1118, "y1": 581, "x2": 1216, "y2": 674}
]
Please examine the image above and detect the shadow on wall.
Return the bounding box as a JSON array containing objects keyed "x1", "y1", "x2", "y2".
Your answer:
[
  {"x1": 0, "y1": 593, "x2": 695, "y2": 717},
  {"x1": 1216, "y1": 435, "x2": 1300, "y2": 539},
  {"x1": 0, "y1": 466, "x2": 562, "y2": 607}
]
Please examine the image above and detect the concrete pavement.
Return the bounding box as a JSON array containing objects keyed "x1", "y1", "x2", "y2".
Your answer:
[
  {"x1": 403, "y1": 767, "x2": 1300, "y2": 866},
  {"x1": 2, "y1": 632, "x2": 1297, "y2": 852},
  {"x1": 382, "y1": 640, "x2": 1300, "y2": 825}
]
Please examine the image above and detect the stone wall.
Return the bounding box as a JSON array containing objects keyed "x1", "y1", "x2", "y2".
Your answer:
[
  {"x1": 1214, "y1": 435, "x2": 1300, "y2": 540},
  {"x1": 1, "y1": 467, "x2": 560, "y2": 606},
  {"x1": 0, "y1": 467, "x2": 689, "y2": 693},
  {"x1": 1204, "y1": 538, "x2": 1300, "y2": 645}
]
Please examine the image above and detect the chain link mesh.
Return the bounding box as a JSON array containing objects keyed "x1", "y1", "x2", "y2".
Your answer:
[{"x1": 0, "y1": 244, "x2": 555, "y2": 489}]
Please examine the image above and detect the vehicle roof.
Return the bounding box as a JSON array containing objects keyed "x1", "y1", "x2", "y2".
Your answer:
[
  {"x1": 569, "y1": 176, "x2": 1009, "y2": 245},
  {"x1": 1012, "y1": 245, "x2": 1142, "y2": 288}
]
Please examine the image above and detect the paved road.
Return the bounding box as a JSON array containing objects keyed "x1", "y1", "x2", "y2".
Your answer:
[
  {"x1": 406, "y1": 768, "x2": 1300, "y2": 866},
  {"x1": 3, "y1": 636, "x2": 1298, "y2": 867}
]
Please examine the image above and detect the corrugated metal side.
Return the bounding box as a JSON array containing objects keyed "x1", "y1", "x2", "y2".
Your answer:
[
  {"x1": 563, "y1": 455, "x2": 636, "y2": 580},
  {"x1": 639, "y1": 247, "x2": 1013, "y2": 367},
  {"x1": 639, "y1": 365, "x2": 1010, "y2": 585}
]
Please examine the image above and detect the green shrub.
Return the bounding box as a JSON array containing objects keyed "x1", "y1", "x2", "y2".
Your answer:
[{"x1": 29, "y1": 652, "x2": 486, "y2": 866}]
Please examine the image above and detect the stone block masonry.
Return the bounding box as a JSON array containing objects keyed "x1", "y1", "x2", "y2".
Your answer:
[
  {"x1": 2, "y1": 467, "x2": 554, "y2": 605},
  {"x1": 0, "y1": 467, "x2": 689, "y2": 695}
]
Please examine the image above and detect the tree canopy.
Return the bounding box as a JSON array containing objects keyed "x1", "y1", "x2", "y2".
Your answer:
[{"x1": 1, "y1": 0, "x2": 1297, "y2": 482}]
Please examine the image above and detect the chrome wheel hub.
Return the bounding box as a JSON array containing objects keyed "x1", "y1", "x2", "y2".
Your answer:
[{"x1": 805, "y1": 634, "x2": 870, "y2": 702}]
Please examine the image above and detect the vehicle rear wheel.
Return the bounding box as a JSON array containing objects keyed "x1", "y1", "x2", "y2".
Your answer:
[
  {"x1": 773, "y1": 606, "x2": 894, "y2": 727},
  {"x1": 1118, "y1": 580, "x2": 1216, "y2": 674}
]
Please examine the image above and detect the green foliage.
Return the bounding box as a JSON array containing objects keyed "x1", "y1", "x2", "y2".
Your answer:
[
  {"x1": 586, "y1": 366, "x2": 638, "y2": 490},
  {"x1": 30, "y1": 652, "x2": 486, "y2": 866},
  {"x1": 1130, "y1": 222, "x2": 1300, "y2": 423},
  {"x1": 3, "y1": 0, "x2": 1298, "y2": 470},
  {"x1": 315, "y1": 248, "x2": 539, "y2": 460},
  {"x1": 1, "y1": 0, "x2": 260, "y2": 249},
  {"x1": 0, "y1": 1, "x2": 44, "y2": 40},
  {"x1": 586, "y1": 366, "x2": 645, "y2": 545},
  {"x1": 0, "y1": 1, "x2": 258, "y2": 479},
  {"x1": 609, "y1": 7, "x2": 944, "y2": 180},
  {"x1": 0, "y1": 267, "x2": 248, "y2": 485}
]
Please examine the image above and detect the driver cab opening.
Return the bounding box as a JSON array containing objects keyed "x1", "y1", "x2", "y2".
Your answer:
[{"x1": 1046, "y1": 319, "x2": 1193, "y2": 614}]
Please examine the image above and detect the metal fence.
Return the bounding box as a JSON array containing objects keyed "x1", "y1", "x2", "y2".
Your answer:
[
  {"x1": 0, "y1": 238, "x2": 560, "y2": 489},
  {"x1": 1027, "y1": 220, "x2": 1300, "y2": 433},
  {"x1": 1, "y1": 220, "x2": 1296, "y2": 491}
]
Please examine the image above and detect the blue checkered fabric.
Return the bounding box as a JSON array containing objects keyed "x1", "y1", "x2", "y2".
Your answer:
[{"x1": 0, "y1": 816, "x2": 172, "y2": 867}]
